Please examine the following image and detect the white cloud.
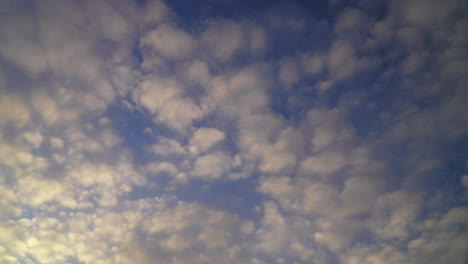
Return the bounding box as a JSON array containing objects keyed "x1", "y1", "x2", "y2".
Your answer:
[
  {"x1": 334, "y1": 8, "x2": 368, "y2": 33},
  {"x1": 143, "y1": 0, "x2": 170, "y2": 25},
  {"x1": 0, "y1": 95, "x2": 30, "y2": 128},
  {"x1": 300, "y1": 151, "x2": 347, "y2": 176},
  {"x1": 306, "y1": 108, "x2": 354, "y2": 152},
  {"x1": 0, "y1": 14, "x2": 49, "y2": 77},
  {"x1": 339, "y1": 177, "x2": 380, "y2": 216},
  {"x1": 18, "y1": 176, "x2": 63, "y2": 207},
  {"x1": 149, "y1": 137, "x2": 187, "y2": 157},
  {"x1": 301, "y1": 53, "x2": 324, "y2": 75},
  {"x1": 132, "y1": 77, "x2": 202, "y2": 132},
  {"x1": 0, "y1": 142, "x2": 36, "y2": 168},
  {"x1": 192, "y1": 152, "x2": 232, "y2": 180},
  {"x1": 145, "y1": 161, "x2": 178, "y2": 176},
  {"x1": 154, "y1": 97, "x2": 203, "y2": 132},
  {"x1": 255, "y1": 202, "x2": 289, "y2": 253},
  {"x1": 370, "y1": 191, "x2": 423, "y2": 239},
  {"x1": 181, "y1": 59, "x2": 212, "y2": 85},
  {"x1": 403, "y1": 0, "x2": 459, "y2": 27},
  {"x1": 237, "y1": 114, "x2": 300, "y2": 174},
  {"x1": 32, "y1": 93, "x2": 59, "y2": 125},
  {"x1": 402, "y1": 52, "x2": 424, "y2": 75},
  {"x1": 132, "y1": 78, "x2": 181, "y2": 114},
  {"x1": 260, "y1": 151, "x2": 297, "y2": 174},
  {"x1": 0, "y1": 185, "x2": 20, "y2": 220},
  {"x1": 249, "y1": 26, "x2": 268, "y2": 52},
  {"x1": 202, "y1": 20, "x2": 245, "y2": 61},
  {"x1": 83, "y1": 0, "x2": 133, "y2": 42},
  {"x1": 202, "y1": 65, "x2": 269, "y2": 118},
  {"x1": 20, "y1": 131, "x2": 43, "y2": 149},
  {"x1": 189, "y1": 127, "x2": 225, "y2": 154},
  {"x1": 279, "y1": 59, "x2": 300, "y2": 87},
  {"x1": 1, "y1": 1, "x2": 467, "y2": 264},
  {"x1": 302, "y1": 182, "x2": 339, "y2": 215},
  {"x1": 259, "y1": 177, "x2": 295, "y2": 199},
  {"x1": 141, "y1": 24, "x2": 196, "y2": 59},
  {"x1": 462, "y1": 175, "x2": 468, "y2": 188},
  {"x1": 255, "y1": 201, "x2": 314, "y2": 261},
  {"x1": 328, "y1": 40, "x2": 358, "y2": 80}
]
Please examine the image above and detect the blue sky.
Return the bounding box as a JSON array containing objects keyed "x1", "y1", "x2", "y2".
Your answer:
[{"x1": 0, "y1": 0, "x2": 468, "y2": 263}]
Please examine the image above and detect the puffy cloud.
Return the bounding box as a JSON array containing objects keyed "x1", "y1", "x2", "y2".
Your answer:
[
  {"x1": 301, "y1": 53, "x2": 324, "y2": 75},
  {"x1": 143, "y1": 0, "x2": 170, "y2": 25},
  {"x1": 18, "y1": 176, "x2": 63, "y2": 207},
  {"x1": 1, "y1": 0, "x2": 467, "y2": 263},
  {"x1": 402, "y1": 0, "x2": 459, "y2": 27},
  {"x1": 334, "y1": 8, "x2": 369, "y2": 33},
  {"x1": 0, "y1": 185, "x2": 21, "y2": 220},
  {"x1": 279, "y1": 59, "x2": 300, "y2": 87},
  {"x1": 305, "y1": 108, "x2": 354, "y2": 152},
  {"x1": 339, "y1": 176, "x2": 380, "y2": 216},
  {"x1": 249, "y1": 26, "x2": 268, "y2": 53},
  {"x1": 201, "y1": 64, "x2": 270, "y2": 118},
  {"x1": 255, "y1": 201, "x2": 314, "y2": 261},
  {"x1": 237, "y1": 114, "x2": 300, "y2": 174},
  {"x1": 132, "y1": 77, "x2": 202, "y2": 132},
  {"x1": 0, "y1": 95, "x2": 30, "y2": 127},
  {"x1": 32, "y1": 93, "x2": 60, "y2": 125},
  {"x1": 192, "y1": 152, "x2": 232, "y2": 180},
  {"x1": 145, "y1": 161, "x2": 178, "y2": 176},
  {"x1": 300, "y1": 151, "x2": 348, "y2": 176},
  {"x1": 149, "y1": 137, "x2": 187, "y2": 157},
  {"x1": 202, "y1": 20, "x2": 245, "y2": 61},
  {"x1": 462, "y1": 175, "x2": 468, "y2": 188},
  {"x1": 154, "y1": 97, "x2": 203, "y2": 132},
  {"x1": 0, "y1": 13, "x2": 49, "y2": 77},
  {"x1": 189, "y1": 127, "x2": 225, "y2": 154},
  {"x1": 19, "y1": 131, "x2": 43, "y2": 149},
  {"x1": 328, "y1": 40, "x2": 359, "y2": 80},
  {"x1": 132, "y1": 78, "x2": 182, "y2": 114},
  {"x1": 141, "y1": 24, "x2": 196, "y2": 59},
  {"x1": 369, "y1": 191, "x2": 423, "y2": 239},
  {"x1": 181, "y1": 59, "x2": 212, "y2": 85}
]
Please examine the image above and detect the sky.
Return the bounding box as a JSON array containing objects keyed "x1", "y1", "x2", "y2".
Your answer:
[{"x1": 0, "y1": 0, "x2": 468, "y2": 263}]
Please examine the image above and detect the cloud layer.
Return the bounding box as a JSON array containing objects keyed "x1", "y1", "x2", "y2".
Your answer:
[{"x1": 1, "y1": 0, "x2": 467, "y2": 263}]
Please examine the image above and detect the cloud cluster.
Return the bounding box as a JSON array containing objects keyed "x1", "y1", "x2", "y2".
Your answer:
[{"x1": 0, "y1": 0, "x2": 467, "y2": 263}]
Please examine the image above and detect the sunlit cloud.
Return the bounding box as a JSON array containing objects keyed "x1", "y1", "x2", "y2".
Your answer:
[{"x1": 1, "y1": 0, "x2": 467, "y2": 263}]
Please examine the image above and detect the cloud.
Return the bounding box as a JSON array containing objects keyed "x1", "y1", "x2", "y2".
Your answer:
[
  {"x1": 279, "y1": 58, "x2": 301, "y2": 87},
  {"x1": 0, "y1": 95, "x2": 30, "y2": 127},
  {"x1": 403, "y1": 0, "x2": 459, "y2": 27},
  {"x1": 149, "y1": 137, "x2": 187, "y2": 157},
  {"x1": 18, "y1": 176, "x2": 63, "y2": 207},
  {"x1": 301, "y1": 53, "x2": 324, "y2": 75},
  {"x1": 201, "y1": 64, "x2": 270, "y2": 118},
  {"x1": 189, "y1": 127, "x2": 225, "y2": 154},
  {"x1": 192, "y1": 152, "x2": 232, "y2": 180},
  {"x1": 143, "y1": 0, "x2": 170, "y2": 25},
  {"x1": 462, "y1": 175, "x2": 468, "y2": 188},
  {"x1": 238, "y1": 114, "x2": 300, "y2": 174},
  {"x1": 181, "y1": 59, "x2": 212, "y2": 85},
  {"x1": 132, "y1": 77, "x2": 202, "y2": 132},
  {"x1": 202, "y1": 20, "x2": 245, "y2": 61},
  {"x1": 1, "y1": 0, "x2": 467, "y2": 263},
  {"x1": 300, "y1": 151, "x2": 348, "y2": 176},
  {"x1": 334, "y1": 8, "x2": 369, "y2": 33},
  {"x1": 249, "y1": 26, "x2": 268, "y2": 53},
  {"x1": 141, "y1": 24, "x2": 196, "y2": 59}
]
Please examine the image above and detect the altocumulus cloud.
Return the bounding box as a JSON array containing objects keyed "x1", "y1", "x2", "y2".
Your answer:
[{"x1": 0, "y1": 0, "x2": 468, "y2": 263}]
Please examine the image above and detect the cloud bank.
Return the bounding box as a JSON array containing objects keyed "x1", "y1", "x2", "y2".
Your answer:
[{"x1": 0, "y1": 0, "x2": 467, "y2": 263}]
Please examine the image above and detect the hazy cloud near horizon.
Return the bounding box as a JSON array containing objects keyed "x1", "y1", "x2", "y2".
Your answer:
[{"x1": 1, "y1": 0, "x2": 468, "y2": 263}]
